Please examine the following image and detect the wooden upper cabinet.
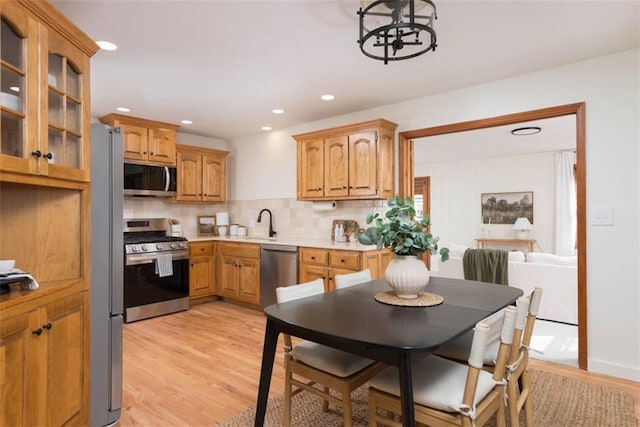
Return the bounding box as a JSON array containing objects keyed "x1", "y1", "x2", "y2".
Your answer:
[
  {"x1": 348, "y1": 132, "x2": 377, "y2": 197},
  {"x1": 294, "y1": 119, "x2": 397, "y2": 201},
  {"x1": 324, "y1": 135, "x2": 349, "y2": 198},
  {"x1": 99, "y1": 114, "x2": 178, "y2": 165},
  {"x1": 175, "y1": 144, "x2": 228, "y2": 203},
  {"x1": 298, "y1": 139, "x2": 324, "y2": 199},
  {"x1": 0, "y1": 1, "x2": 97, "y2": 182}
]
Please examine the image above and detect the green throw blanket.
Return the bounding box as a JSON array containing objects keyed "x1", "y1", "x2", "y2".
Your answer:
[{"x1": 463, "y1": 248, "x2": 509, "y2": 285}]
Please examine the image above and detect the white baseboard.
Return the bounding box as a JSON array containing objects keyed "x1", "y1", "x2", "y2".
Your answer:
[{"x1": 588, "y1": 358, "x2": 640, "y2": 382}]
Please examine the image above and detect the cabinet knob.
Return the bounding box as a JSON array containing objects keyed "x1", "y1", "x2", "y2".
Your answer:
[
  {"x1": 150, "y1": 152, "x2": 155, "y2": 155},
  {"x1": 43, "y1": 152, "x2": 53, "y2": 160},
  {"x1": 31, "y1": 150, "x2": 42, "y2": 158},
  {"x1": 311, "y1": 256, "x2": 315, "y2": 260},
  {"x1": 143, "y1": 151, "x2": 147, "y2": 154},
  {"x1": 317, "y1": 187, "x2": 322, "y2": 191},
  {"x1": 343, "y1": 186, "x2": 347, "y2": 189},
  {"x1": 42, "y1": 322, "x2": 52, "y2": 330},
  {"x1": 340, "y1": 259, "x2": 345, "y2": 263},
  {"x1": 32, "y1": 328, "x2": 43, "y2": 336}
]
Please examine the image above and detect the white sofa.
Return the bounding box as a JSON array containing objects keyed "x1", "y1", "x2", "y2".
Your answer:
[{"x1": 431, "y1": 250, "x2": 577, "y2": 325}]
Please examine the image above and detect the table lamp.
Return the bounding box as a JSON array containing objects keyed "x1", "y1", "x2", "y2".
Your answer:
[{"x1": 513, "y1": 217, "x2": 532, "y2": 240}]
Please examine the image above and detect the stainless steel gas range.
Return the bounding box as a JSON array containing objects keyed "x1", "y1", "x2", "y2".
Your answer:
[{"x1": 123, "y1": 218, "x2": 189, "y2": 322}]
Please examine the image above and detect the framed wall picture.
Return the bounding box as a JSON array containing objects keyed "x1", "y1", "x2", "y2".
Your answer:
[
  {"x1": 197, "y1": 216, "x2": 216, "y2": 236},
  {"x1": 481, "y1": 191, "x2": 533, "y2": 225}
]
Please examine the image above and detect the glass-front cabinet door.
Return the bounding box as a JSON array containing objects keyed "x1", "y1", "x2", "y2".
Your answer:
[
  {"x1": 44, "y1": 29, "x2": 91, "y2": 181},
  {"x1": 0, "y1": 3, "x2": 92, "y2": 182},
  {"x1": 0, "y1": 5, "x2": 36, "y2": 174}
]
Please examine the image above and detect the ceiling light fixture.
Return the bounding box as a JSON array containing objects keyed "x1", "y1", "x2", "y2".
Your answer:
[
  {"x1": 511, "y1": 126, "x2": 542, "y2": 136},
  {"x1": 261, "y1": 126, "x2": 272, "y2": 131},
  {"x1": 181, "y1": 120, "x2": 193, "y2": 125},
  {"x1": 116, "y1": 107, "x2": 130, "y2": 112},
  {"x1": 357, "y1": 0, "x2": 437, "y2": 64},
  {"x1": 321, "y1": 94, "x2": 335, "y2": 101},
  {"x1": 96, "y1": 40, "x2": 118, "y2": 51},
  {"x1": 272, "y1": 109, "x2": 285, "y2": 114}
]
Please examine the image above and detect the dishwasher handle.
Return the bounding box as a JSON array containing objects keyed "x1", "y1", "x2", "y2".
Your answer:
[{"x1": 261, "y1": 244, "x2": 298, "y2": 252}]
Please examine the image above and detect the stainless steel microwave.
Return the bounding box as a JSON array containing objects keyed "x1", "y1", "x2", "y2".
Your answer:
[{"x1": 123, "y1": 163, "x2": 177, "y2": 197}]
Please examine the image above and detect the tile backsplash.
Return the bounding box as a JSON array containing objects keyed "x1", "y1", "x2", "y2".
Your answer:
[{"x1": 124, "y1": 198, "x2": 385, "y2": 239}]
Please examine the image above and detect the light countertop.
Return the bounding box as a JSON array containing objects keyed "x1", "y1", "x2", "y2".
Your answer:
[{"x1": 184, "y1": 235, "x2": 380, "y2": 251}]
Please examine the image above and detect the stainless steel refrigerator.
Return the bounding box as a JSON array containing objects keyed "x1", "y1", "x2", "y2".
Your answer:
[{"x1": 90, "y1": 123, "x2": 124, "y2": 426}]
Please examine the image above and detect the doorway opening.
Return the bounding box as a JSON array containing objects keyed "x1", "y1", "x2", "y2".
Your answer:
[{"x1": 399, "y1": 102, "x2": 587, "y2": 370}]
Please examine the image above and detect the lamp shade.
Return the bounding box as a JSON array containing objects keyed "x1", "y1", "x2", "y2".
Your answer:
[{"x1": 513, "y1": 217, "x2": 532, "y2": 230}]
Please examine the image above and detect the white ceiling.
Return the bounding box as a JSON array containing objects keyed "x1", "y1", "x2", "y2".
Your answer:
[
  {"x1": 414, "y1": 115, "x2": 577, "y2": 163},
  {"x1": 52, "y1": 1, "x2": 639, "y2": 141}
]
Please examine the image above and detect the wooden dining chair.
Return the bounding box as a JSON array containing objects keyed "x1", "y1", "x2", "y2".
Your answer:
[
  {"x1": 275, "y1": 278, "x2": 386, "y2": 427},
  {"x1": 505, "y1": 287, "x2": 543, "y2": 427},
  {"x1": 334, "y1": 268, "x2": 371, "y2": 289},
  {"x1": 368, "y1": 305, "x2": 518, "y2": 427}
]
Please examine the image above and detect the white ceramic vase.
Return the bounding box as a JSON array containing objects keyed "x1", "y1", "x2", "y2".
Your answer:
[{"x1": 384, "y1": 254, "x2": 430, "y2": 299}]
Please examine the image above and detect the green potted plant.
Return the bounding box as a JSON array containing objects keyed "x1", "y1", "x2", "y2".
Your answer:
[{"x1": 358, "y1": 196, "x2": 449, "y2": 298}]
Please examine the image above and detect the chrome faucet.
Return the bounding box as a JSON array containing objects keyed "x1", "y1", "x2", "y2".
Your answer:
[{"x1": 257, "y1": 209, "x2": 276, "y2": 238}]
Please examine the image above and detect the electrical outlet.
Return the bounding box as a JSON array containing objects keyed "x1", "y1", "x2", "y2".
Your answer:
[{"x1": 591, "y1": 207, "x2": 614, "y2": 226}]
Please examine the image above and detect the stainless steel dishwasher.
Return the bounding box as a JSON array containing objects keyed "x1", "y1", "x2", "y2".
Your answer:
[{"x1": 260, "y1": 244, "x2": 298, "y2": 307}]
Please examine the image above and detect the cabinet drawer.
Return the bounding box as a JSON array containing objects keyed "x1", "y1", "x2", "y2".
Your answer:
[
  {"x1": 190, "y1": 241, "x2": 214, "y2": 255},
  {"x1": 329, "y1": 250, "x2": 361, "y2": 270},
  {"x1": 220, "y1": 242, "x2": 260, "y2": 258},
  {"x1": 300, "y1": 248, "x2": 328, "y2": 266}
]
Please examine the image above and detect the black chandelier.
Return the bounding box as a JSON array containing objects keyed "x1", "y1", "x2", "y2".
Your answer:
[{"x1": 357, "y1": 0, "x2": 437, "y2": 64}]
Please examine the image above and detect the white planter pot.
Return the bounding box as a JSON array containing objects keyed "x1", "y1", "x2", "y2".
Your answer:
[{"x1": 384, "y1": 254, "x2": 430, "y2": 299}]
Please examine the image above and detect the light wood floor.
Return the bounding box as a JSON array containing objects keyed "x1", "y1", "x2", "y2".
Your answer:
[{"x1": 119, "y1": 301, "x2": 639, "y2": 426}]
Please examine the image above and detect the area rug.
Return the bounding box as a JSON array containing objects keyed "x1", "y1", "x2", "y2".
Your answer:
[{"x1": 218, "y1": 369, "x2": 637, "y2": 426}]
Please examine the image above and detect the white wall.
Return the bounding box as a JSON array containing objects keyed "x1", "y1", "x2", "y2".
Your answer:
[
  {"x1": 416, "y1": 151, "x2": 558, "y2": 254},
  {"x1": 228, "y1": 49, "x2": 640, "y2": 381}
]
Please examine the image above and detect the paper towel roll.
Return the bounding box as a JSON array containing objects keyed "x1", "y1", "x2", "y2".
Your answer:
[
  {"x1": 216, "y1": 212, "x2": 229, "y2": 226},
  {"x1": 312, "y1": 201, "x2": 337, "y2": 211}
]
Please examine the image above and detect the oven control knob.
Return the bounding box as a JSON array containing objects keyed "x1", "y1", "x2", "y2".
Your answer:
[
  {"x1": 170, "y1": 243, "x2": 177, "y2": 249},
  {"x1": 131, "y1": 246, "x2": 138, "y2": 253},
  {"x1": 141, "y1": 245, "x2": 148, "y2": 252},
  {"x1": 178, "y1": 242, "x2": 186, "y2": 249},
  {"x1": 156, "y1": 244, "x2": 163, "y2": 250}
]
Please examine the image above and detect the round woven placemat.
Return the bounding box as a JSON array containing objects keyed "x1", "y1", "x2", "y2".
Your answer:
[{"x1": 374, "y1": 291, "x2": 444, "y2": 307}]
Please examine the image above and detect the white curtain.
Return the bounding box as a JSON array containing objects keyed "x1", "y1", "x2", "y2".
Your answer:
[{"x1": 555, "y1": 151, "x2": 577, "y2": 256}]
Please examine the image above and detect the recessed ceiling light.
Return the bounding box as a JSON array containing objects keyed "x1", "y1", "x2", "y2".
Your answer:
[
  {"x1": 261, "y1": 126, "x2": 273, "y2": 131},
  {"x1": 96, "y1": 40, "x2": 118, "y2": 51},
  {"x1": 511, "y1": 126, "x2": 542, "y2": 136},
  {"x1": 116, "y1": 107, "x2": 130, "y2": 112},
  {"x1": 272, "y1": 109, "x2": 285, "y2": 114},
  {"x1": 181, "y1": 120, "x2": 193, "y2": 125},
  {"x1": 9, "y1": 86, "x2": 20, "y2": 92},
  {"x1": 321, "y1": 94, "x2": 335, "y2": 101}
]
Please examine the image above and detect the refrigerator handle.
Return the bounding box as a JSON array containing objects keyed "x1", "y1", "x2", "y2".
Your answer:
[{"x1": 164, "y1": 166, "x2": 170, "y2": 192}]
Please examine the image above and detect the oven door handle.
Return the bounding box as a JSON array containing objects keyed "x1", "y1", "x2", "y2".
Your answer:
[{"x1": 125, "y1": 251, "x2": 189, "y2": 266}]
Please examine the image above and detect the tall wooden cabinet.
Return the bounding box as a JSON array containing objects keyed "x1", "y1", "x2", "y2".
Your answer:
[
  {"x1": 294, "y1": 119, "x2": 397, "y2": 201},
  {"x1": 176, "y1": 144, "x2": 228, "y2": 203},
  {"x1": 0, "y1": 2, "x2": 97, "y2": 426},
  {"x1": 99, "y1": 114, "x2": 179, "y2": 165}
]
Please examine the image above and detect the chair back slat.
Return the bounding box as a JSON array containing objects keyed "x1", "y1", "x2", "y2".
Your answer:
[
  {"x1": 334, "y1": 269, "x2": 372, "y2": 289},
  {"x1": 276, "y1": 278, "x2": 325, "y2": 303}
]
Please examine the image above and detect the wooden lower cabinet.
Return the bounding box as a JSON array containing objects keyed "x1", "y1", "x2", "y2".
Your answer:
[
  {"x1": 189, "y1": 242, "x2": 216, "y2": 300},
  {"x1": 218, "y1": 242, "x2": 261, "y2": 305},
  {"x1": 0, "y1": 291, "x2": 89, "y2": 426},
  {"x1": 298, "y1": 247, "x2": 391, "y2": 292}
]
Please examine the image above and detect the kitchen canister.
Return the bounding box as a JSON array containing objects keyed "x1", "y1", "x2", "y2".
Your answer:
[
  {"x1": 229, "y1": 224, "x2": 239, "y2": 236},
  {"x1": 216, "y1": 212, "x2": 229, "y2": 226},
  {"x1": 237, "y1": 226, "x2": 247, "y2": 237}
]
